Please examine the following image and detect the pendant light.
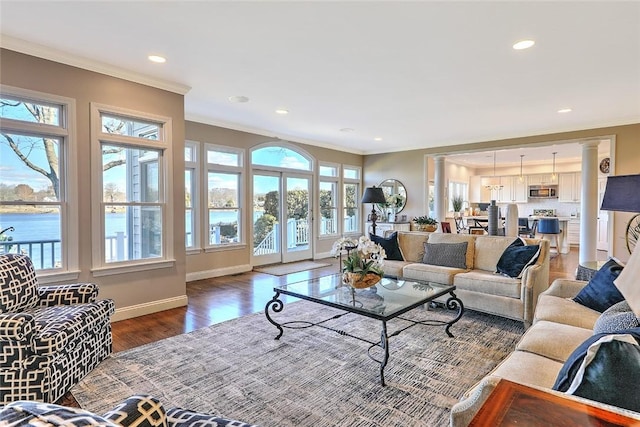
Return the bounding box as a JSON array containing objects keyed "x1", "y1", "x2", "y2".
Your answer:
[
  {"x1": 483, "y1": 151, "x2": 503, "y2": 190},
  {"x1": 551, "y1": 152, "x2": 557, "y2": 182},
  {"x1": 518, "y1": 154, "x2": 525, "y2": 183}
]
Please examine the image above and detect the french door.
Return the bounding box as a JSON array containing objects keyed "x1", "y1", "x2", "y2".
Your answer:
[{"x1": 253, "y1": 171, "x2": 312, "y2": 266}]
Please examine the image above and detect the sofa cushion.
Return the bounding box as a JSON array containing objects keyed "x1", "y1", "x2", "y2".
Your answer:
[
  {"x1": 427, "y1": 233, "x2": 475, "y2": 270},
  {"x1": 0, "y1": 254, "x2": 39, "y2": 313},
  {"x1": 473, "y1": 236, "x2": 516, "y2": 272},
  {"x1": 422, "y1": 241, "x2": 468, "y2": 269},
  {"x1": 552, "y1": 327, "x2": 640, "y2": 413},
  {"x1": 534, "y1": 294, "x2": 601, "y2": 329},
  {"x1": 489, "y1": 350, "x2": 564, "y2": 389},
  {"x1": 593, "y1": 300, "x2": 640, "y2": 335},
  {"x1": 516, "y1": 320, "x2": 593, "y2": 363},
  {"x1": 396, "y1": 232, "x2": 430, "y2": 263},
  {"x1": 573, "y1": 258, "x2": 625, "y2": 312},
  {"x1": 370, "y1": 232, "x2": 403, "y2": 261},
  {"x1": 382, "y1": 260, "x2": 410, "y2": 278},
  {"x1": 453, "y1": 270, "x2": 521, "y2": 299},
  {"x1": 402, "y1": 263, "x2": 465, "y2": 285},
  {"x1": 496, "y1": 238, "x2": 541, "y2": 279}
]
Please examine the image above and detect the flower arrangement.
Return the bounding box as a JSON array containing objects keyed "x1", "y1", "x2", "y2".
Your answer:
[
  {"x1": 386, "y1": 194, "x2": 405, "y2": 211},
  {"x1": 335, "y1": 235, "x2": 386, "y2": 288},
  {"x1": 330, "y1": 236, "x2": 358, "y2": 257}
]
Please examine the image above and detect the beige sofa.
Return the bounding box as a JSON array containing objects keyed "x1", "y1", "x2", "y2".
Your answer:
[
  {"x1": 382, "y1": 231, "x2": 550, "y2": 328},
  {"x1": 449, "y1": 278, "x2": 640, "y2": 426}
]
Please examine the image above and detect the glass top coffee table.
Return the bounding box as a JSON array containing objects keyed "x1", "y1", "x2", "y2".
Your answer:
[{"x1": 265, "y1": 274, "x2": 464, "y2": 386}]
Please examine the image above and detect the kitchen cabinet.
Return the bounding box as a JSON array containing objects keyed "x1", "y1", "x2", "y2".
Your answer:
[
  {"x1": 567, "y1": 218, "x2": 580, "y2": 245},
  {"x1": 497, "y1": 176, "x2": 527, "y2": 203},
  {"x1": 558, "y1": 173, "x2": 581, "y2": 203},
  {"x1": 469, "y1": 175, "x2": 492, "y2": 203},
  {"x1": 366, "y1": 221, "x2": 410, "y2": 237},
  {"x1": 527, "y1": 174, "x2": 553, "y2": 186}
]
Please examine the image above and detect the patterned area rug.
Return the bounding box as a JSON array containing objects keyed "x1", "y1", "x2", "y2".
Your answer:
[
  {"x1": 72, "y1": 301, "x2": 524, "y2": 426},
  {"x1": 253, "y1": 260, "x2": 331, "y2": 276}
]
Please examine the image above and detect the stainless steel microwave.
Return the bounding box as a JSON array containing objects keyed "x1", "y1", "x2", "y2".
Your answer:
[{"x1": 529, "y1": 185, "x2": 558, "y2": 198}]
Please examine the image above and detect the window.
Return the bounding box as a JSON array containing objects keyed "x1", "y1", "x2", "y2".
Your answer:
[
  {"x1": 0, "y1": 87, "x2": 77, "y2": 274},
  {"x1": 448, "y1": 181, "x2": 468, "y2": 211},
  {"x1": 319, "y1": 163, "x2": 339, "y2": 237},
  {"x1": 185, "y1": 141, "x2": 198, "y2": 250},
  {"x1": 206, "y1": 144, "x2": 244, "y2": 247},
  {"x1": 252, "y1": 146, "x2": 311, "y2": 171},
  {"x1": 343, "y1": 166, "x2": 361, "y2": 234},
  {"x1": 91, "y1": 103, "x2": 172, "y2": 271}
]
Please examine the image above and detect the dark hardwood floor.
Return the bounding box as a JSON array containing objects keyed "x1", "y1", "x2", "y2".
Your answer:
[{"x1": 61, "y1": 246, "x2": 603, "y2": 407}]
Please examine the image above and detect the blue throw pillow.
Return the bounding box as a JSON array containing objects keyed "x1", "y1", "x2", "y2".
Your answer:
[
  {"x1": 496, "y1": 238, "x2": 540, "y2": 278},
  {"x1": 552, "y1": 327, "x2": 640, "y2": 413},
  {"x1": 370, "y1": 232, "x2": 403, "y2": 261},
  {"x1": 573, "y1": 258, "x2": 625, "y2": 312}
]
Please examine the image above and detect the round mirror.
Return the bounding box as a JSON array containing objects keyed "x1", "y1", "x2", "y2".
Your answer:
[{"x1": 378, "y1": 179, "x2": 407, "y2": 214}]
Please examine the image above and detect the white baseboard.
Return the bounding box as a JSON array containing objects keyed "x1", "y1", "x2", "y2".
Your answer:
[
  {"x1": 186, "y1": 264, "x2": 252, "y2": 282},
  {"x1": 111, "y1": 295, "x2": 188, "y2": 322},
  {"x1": 315, "y1": 251, "x2": 333, "y2": 260}
]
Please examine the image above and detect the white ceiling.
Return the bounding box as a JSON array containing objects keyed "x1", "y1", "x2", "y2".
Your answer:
[{"x1": 1, "y1": 1, "x2": 639, "y2": 163}]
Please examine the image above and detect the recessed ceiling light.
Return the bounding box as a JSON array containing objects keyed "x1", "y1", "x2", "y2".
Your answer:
[
  {"x1": 148, "y1": 55, "x2": 166, "y2": 63},
  {"x1": 340, "y1": 128, "x2": 355, "y2": 133},
  {"x1": 513, "y1": 40, "x2": 535, "y2": 50},
  {"x1": 228, "y1": 96, "x2": 249, "y2": 103},
  {"x1": 374, "y1": 137, "x2": 383, "y2": 141},
  {"x1": 275, "y1": 109, "x2": 289, "y2": 115},
  {"x1": 558, "y1": 108, "x2": 573, "y2": 113}
]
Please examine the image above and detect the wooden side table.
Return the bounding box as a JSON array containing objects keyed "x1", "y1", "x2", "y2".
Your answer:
[{"x1": 469, "y1": 379, "x2": 639, "y2": 427}]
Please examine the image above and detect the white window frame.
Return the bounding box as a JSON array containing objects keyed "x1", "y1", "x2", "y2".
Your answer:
[
  {"x1": 448, "y1": 180, "x2": 468, "y2": 212},
  {"x1": 342, "y1": 165, "x2": 362, "y2": 235},
  {"x1": 318, "y1": 162, "x2": 340, "y2": 239},
  {"x1": 0, "y1": 85, "x2": 79, "y2": 283},
  {"x1": 90, "y1": 103, "x2": 174, "y2": 275},
  {"x1": 204, "y1": 143, "x2": 245, "y2": 251},
  {"x1": 185, "y1": 140, "x2": 200, "y2": 254}
]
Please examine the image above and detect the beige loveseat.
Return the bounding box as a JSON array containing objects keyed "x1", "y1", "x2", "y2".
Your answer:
[
  {"x1": 449, "y1": 278, "x2": 640, "y2": 426},
  {"x1": 382, "y1": 231, "x2": 550, "y2": 328}
]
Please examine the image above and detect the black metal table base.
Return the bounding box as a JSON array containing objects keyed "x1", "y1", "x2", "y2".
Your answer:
[{"x1": 264, "y1": 291, "x2": 464, "y2": 386}]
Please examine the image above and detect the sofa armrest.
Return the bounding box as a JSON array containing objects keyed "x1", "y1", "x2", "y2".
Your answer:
[
  {"x1": 542, "y1": 278, "x2": 588, "y2": 300},
  {"x1": 103, "y1": 394, "x2": 167, "y2": 427},
  {"x1": 0, "y1": 312, "x2": 34, "y2": 343},
  {"x1": 37, "y1": 283, "x2": 98, "y2": 306},
  {"x1": 450, "y1": 376, "x2": 502, "y2": 427},
  {"x1": 519, "y1": 239, "x2": 550, "y2": 326}
]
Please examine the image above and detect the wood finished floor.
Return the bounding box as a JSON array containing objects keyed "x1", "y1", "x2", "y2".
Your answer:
[{"x1": 62, "y1": 246, "x2": 602, "y2": 407}]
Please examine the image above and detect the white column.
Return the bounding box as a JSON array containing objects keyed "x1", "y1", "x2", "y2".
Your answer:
[
  {"x1": 434, "y1": 155, "x2": 446, "y2": 231},
  {"x1": 580, "y1": 140, "x2": 599, "y2": 264}
]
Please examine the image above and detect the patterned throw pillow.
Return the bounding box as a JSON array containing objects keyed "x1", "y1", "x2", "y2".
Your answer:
[
  {"x1": 573, "y1": 258, "x2": 625, "y2": 313},
  {"x1": 0, "y1": 254, "x2": 40, "y2": 313},
  {"x1": 422, "y1": 241, "x2": 468, "y2": 269},
  {"x1": 593, "y1": 300, "x2": 640, "y2": 334}
]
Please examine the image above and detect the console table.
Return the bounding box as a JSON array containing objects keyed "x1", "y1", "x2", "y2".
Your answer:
[{"x1": 469, "y1": 379, "x2": 639, "y2": 426}]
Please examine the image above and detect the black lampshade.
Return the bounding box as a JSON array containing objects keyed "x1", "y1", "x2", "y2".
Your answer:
[
  {"x1": 600, "y1": 174, "x2": 640, "y2": 213},
  {"x1": 361, "y1": 186, "x2": 386, "y2": 204}
]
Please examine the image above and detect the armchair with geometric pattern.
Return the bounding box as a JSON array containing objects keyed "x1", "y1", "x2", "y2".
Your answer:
[{"x1": 0, "y1": 253, "x2": 115, "y2": 404}]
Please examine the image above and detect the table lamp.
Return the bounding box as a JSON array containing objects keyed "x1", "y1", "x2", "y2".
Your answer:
[
  {"x1": 600, "y1": 174, "x2": 640, "y2": 254},
  {"x1": 361, "y1": 186, "x2": 386, "y2": 236}
]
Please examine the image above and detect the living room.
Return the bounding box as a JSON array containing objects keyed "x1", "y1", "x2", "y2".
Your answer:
[{"x1": 1, "y1": 2, "x2": 640, "y2": 426}]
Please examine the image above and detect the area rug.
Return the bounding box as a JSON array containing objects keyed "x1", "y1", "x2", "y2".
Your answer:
[
  {"x1": 253, "y1": 260, "x2": 331, "y2": 276},
  {"x1": 72, "y1": 301, "x2": 525, "y2": 427}
]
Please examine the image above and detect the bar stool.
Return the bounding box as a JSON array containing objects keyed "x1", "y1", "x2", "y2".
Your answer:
[{"x1": 538, "y1": 218, "x2": 561, "y2": 256}]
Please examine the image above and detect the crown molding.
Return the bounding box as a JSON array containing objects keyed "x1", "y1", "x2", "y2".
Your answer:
[
  {"x1": 184, "y1": 112, "x2": 366, "y2": 156},
  {"x1": 0, "y1": 35, "x2": 191, "y2": 95}
]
